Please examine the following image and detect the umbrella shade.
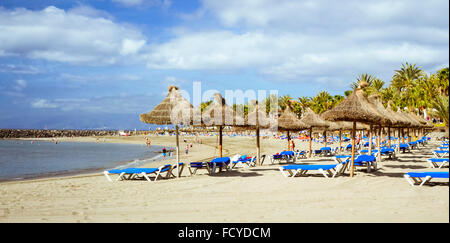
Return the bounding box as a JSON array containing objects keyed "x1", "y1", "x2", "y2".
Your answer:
[
  {"x1": 317, "y1": 120, "x2": 369, "y2": 131},
  {"x1": 408, "y1": 111, "x2": 432, "y2": 128},
  {"x1": 245, "y1": 100, "x2": 272, "y2": 129},
  {"x1": 397, "y1": 109, "x2": 422, "y2": 128},
  {"x1": 201, "y1": 93, "x2": 245, "y2": 126},
  {"x1": 367, "y1": 94, "x2": 398, "y2": 127},
  {"x1": 300, "y1": 108, "x2": 329, "y2": 129},
  {"x1": 140, "y1": 86, "x2": 193, "y2": 125},
  {"x1": 321, "y1": 87, "x2": 384, "y2": 125},
  {"x1": 277, "y1": 105, "x2": 310, "y2": 131},
  {"x1": 321, "y1": 84, "x2": 386, "y2": 177},
  {"x1": 384, "y1": 101, "x2": 412, "y2": 128},
  {"x1": 139, "y1": 85, "x2": 193, "y2": 178}
]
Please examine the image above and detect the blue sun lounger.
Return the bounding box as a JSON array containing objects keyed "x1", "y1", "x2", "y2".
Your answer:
[
  {"x1": 104, "y1": 164, "x2": 172, "y2": 182},
  {"x1": 427, "y1": 158, "x2": 449, "y2": 168},
  {"x1": 433, "y1": 150, "x2": 449, "y2": 158},
  {"x1": 279, "y1": 163, "x2": 345, "y2": 178},
  {"x1": 404, "y1": 172, "x2": 449, "y2": 186}
]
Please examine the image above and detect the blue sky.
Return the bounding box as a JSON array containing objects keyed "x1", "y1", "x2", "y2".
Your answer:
[{"x1": 0, "y1": 0, "x2": 448, "y2": 130}]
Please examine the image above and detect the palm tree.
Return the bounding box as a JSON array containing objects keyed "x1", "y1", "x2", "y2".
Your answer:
[
  {"x1": 200, "y1": 100, "x2": 213, "y2": 113},
  {"x1": 430, "y1": 94, "x2": 449, "y2": 126},
  {"x1": 309, "y1": 91, "x2": 333, "y2": 114},
  {"x1": 278, "y1": 95, "x2": 293, "y2": 112},
  {"x1": 350, "y1": 73, "x2": 376, "y2": 90}
]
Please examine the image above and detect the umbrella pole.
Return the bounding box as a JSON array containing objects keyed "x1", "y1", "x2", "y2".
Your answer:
[
  {"x1": 287, "y1": 130, "x2": 291, "y2": 150},
  {"x1": 339, "y1": 129, "x2": 342, "y2": 154},
  {"x1": 256, "y1": 127, "x2": 261, "y2": 166},
  {"x1": 377, "y1": 125, "x2": 381, "y2": 165},
  {"x1": 308, "y1": 128, "x2": 312, "y2": 158},
  {"x1": 323, "y1": 131, "x2": 327, "y2": 146},
  {"x1": 175, "y1": 124, "x2": 180, "y2": 178},
  {"x1": 388, "y1": 127, "x2": 391, "y2": 148},
  {"x1": 369, "y1": 125, "x2": 373, "y2": 155},
  {"x1": 350, "y1": 121, "x2": 356, "y2": 177},
  {"x1": 219, "y1": 125, "x2": 223, "y2": 157}
]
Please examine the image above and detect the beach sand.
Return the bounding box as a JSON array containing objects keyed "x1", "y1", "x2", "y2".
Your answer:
[{"x1": 0, "y1": 132, "x2": 448, "y2": 223}]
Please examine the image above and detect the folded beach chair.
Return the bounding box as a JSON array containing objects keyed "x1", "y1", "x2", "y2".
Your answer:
[
  {"x1": 427, "y1": 158, "x2": 449, "y2": 168},
  {"x1": 404, "y1": 171, "x2": 449, "y2": 186},
  {"x1": 433, "y1": 150, "x2": 449, "y2": 158},
  {"x1": 279, "y1": 162, "x2": 345, "y2": 178},
  {"x1": 104, "y1": 164, "x2": 172, "y2": 182}
]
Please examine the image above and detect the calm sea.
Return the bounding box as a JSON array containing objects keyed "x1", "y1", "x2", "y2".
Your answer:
[{"x1": 0, "y1": 139, "x2": 167, "y2": 182}]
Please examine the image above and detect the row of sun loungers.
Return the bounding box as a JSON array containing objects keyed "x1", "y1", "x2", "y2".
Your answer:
[{"x1": 103, "y1": 137, "x2": 447, "y2": 187}]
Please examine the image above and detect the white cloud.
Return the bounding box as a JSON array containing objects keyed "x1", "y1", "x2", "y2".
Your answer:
[
  {"x1": 113, "y1": 0, "x2": 172, "y2": 9},
  {"x1": 144, "y1": 0, "x2": 448, "y2": 82},
  {"x1": 31, "y1": 99, "x2": 59, "y2": 108},
  {"x1": 0, "y1": 6, "x2": 147, "y2": 65},
  {"x1": 14, "y1": 79, "x2": 27, "y2": 90}
]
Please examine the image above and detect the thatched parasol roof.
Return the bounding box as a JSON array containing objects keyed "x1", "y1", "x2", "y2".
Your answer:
[
  {"x1": 277, "y1": 105, "x2": 310, "y2": 131},
  {"x1": 321, "y1": 84, "x2": 384, "y2": 125},
  {"x1": 409, "y1": 112, "x2": 434, "y2": 128},
  {"x1": 318, "y1": 120, "x2": 369, "y2": 132},
  {"x1": 367, "y1": 94, "x2": 397, "y2": 127},
  {"x1": 245, "y1": 100, "x2": 272, "y2": 129},
  {"x1": 396, "y1": 109, "x2": 422, "y2": 128},
  {"x1": 140, "y1": 86, "x2": 193, "y2": 125},
  {"x1": 300, "y1": 108, "x2": 330, "y2": 129},
  {"x1": 385, "y1": 101, "x2": 412, "y2": 128},
  {"x1": 201, "y1": 93, "x2": 245, "y2": 126}
]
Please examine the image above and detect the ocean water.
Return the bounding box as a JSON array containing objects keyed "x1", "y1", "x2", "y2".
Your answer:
[{"x1": 0, "y1": 139, "x2": 167, "y2": 181}]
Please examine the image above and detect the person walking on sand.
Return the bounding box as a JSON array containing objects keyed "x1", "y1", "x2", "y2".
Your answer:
[
  {"x1": 185, "y1": 144, "x2": 189, "y2": 155},
  {"x1": 291, "y1": 140, "x2": 295, "y2": 151}
]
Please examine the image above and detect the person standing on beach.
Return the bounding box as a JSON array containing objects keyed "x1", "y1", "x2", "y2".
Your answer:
[
  {"x1": 162, "y1": 147, "x2": 167, "y2": 159},
  {"x1": 291, "y1": 140, "x2": 295, "y2": 151},
  {"x1": 146, "y1": 137, "x2": 151, "y2": 147},
  {"x1": 185, "y1": 144, "x2": 189, "y2": 155}
]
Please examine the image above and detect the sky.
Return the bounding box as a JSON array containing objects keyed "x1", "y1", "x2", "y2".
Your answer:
[{"x1": 0, "y1": 0, "x2": 448, "y2": 130}]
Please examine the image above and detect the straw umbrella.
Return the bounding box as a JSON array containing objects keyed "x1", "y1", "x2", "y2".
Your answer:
[
  {"x1": 140, "y1": 85, "x2": 193, "y2": 177},
  {"x1": 322, "y1": 82, "x2": 384, "y2": 177},
  {"x1": 201, "y1": 93, "x2": 245, "y2": 158},
  {"x1": 245, "y1": 100, "x2": 272, "y2": 166},
  {"x1": 300, "y1": 108, "x2": 329, "y2": 158},
  {"x1": 277, "y1": 103, "x2": 310, "y2": 151},
  {"x1": 397, "y1": 109, "x2": 422, "y2": 145},
  {"x1": 384, "y1": 102, "x2": 413, "y2": 152},
  {"x1": 367, "y1": 94, "x2": 398, "y2": 163}
]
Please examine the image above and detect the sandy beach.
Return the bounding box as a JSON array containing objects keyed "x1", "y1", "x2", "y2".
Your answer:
[{"x1": 0, "y1": 132, "x2": 448, "y2": 223}]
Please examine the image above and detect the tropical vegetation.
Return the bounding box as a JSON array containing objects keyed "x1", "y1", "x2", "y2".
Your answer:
[{"x1": 199, "y1": 63, "x2": 449, "y2": 127}]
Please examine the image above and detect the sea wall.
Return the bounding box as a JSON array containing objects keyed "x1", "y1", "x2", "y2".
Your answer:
[{"x1": 0, "y1": 129, "x2": 124, "y2": 138}]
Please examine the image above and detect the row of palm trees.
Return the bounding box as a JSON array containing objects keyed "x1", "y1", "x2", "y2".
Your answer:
[{"x1": 199, "y1": 63, "x2": 449, "y2": 127}]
